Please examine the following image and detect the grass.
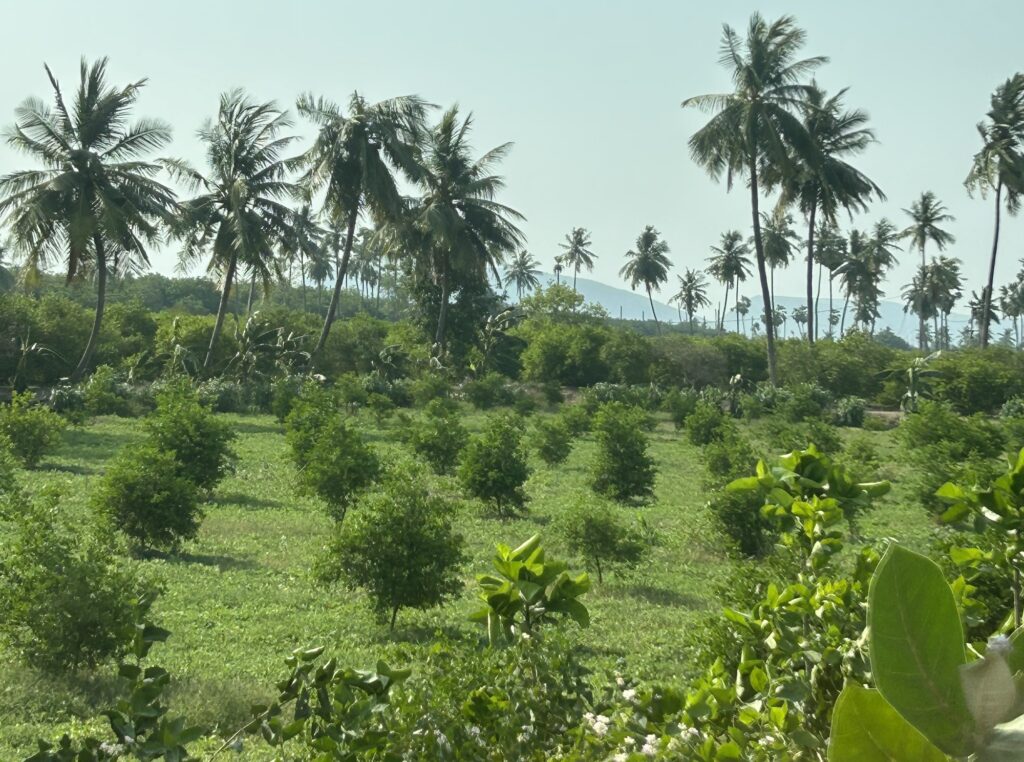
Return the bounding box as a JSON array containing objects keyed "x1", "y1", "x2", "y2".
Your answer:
[{"x1": 0, "y1": 406, "x2": 937, "y2": 759}]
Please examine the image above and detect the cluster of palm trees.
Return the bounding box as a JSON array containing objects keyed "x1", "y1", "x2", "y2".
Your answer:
[{"x1": 0, "y1": 60, "x2": 524, "y2": 378}]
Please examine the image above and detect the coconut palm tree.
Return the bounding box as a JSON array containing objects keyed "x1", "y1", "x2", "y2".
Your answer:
[
  {"x1": 558, "y1": 227, "x2": 597, "y2": 291},
  {"x1": 410, "y1": 106, "x2": 524, "y2": 354},
  {"x1": 814, "y1": 223, "x2": 847, "y2": 338},
  {"x1": 165, "y1": 91, "x2": 297, "y2": 370},
  {"x1": 900, "y1": 191, "x2": 955, "y2": 349},
  {"x1": 683, "y1": 13, "x2": 826, "y2": 384},
  {"x1": 965, "y1": 74, "x2": 1024, "y2": 348},
  {"x1": 733, "y1": 295, "x2": 752, "y2": 335},
  {"x1": 672, "y1": 268, "x2": 711, "y2": 333},
  {"x1": 0, "y1": 58, "x2": 177, "y2": 380},
  {"x1": 620, "y1": 225, "x2": 672, "y2": 333},
  {"x1": 505, "y1": 250, "x2": 541, "y2": 299},
  {"x1": 758, "y1": 209, "x2": 799, "y2": 313},
  {"x1": 553, "y1": 256, "x2": 564, "y2": 286},
  {"x1": 706, "y1": 230, "x2": 752, "y2": 332},
  {"x1": 792, "y1": 305, "x2": 808, "y2": 338},
  {"x1": 928, "y1": 255, "x2": 963, "y2": 349},
  {"x1": 279, "y1": 201, "x2": 325, "y2": 312},
  {"x1": 780, "y1": 83, "x2": 883, "y2": 344},
  {"x1": 296, "y1": 91, "x2": 429, "y2": 356}
]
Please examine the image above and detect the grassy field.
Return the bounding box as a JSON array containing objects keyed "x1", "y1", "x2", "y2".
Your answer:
[{"x1": 0, "y1": 407, "x2": 936, "y2": 759}]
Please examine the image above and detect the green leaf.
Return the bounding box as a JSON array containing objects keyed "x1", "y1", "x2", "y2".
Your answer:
[
  {"x1": 828, "y1": 685, "x2": 947, "y2": 761},
  {"x1": 868, "y1": 545, "x2": 973, "y2": 756}
]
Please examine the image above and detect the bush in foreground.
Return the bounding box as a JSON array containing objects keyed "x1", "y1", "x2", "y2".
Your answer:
[
  {"x1": 0, "y1": 391, "x2": 66, "y2": 468},
  {"x1": 317, "y1": 464, "x2": 467, "y2": 629},
  {"x1": 143, "y1": 382, "x2": 236, "y2": 491},
  {"x1": 92, "y1": 445, "x2": 201, "y2": 551},
  {"x1": 590, "y1": 402, "x2": 656, "y2": 502}
]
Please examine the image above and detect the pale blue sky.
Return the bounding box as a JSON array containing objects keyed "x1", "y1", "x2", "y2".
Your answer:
[{"x1": 2, "y1": 0, "x2": 1023, "y2": 306}]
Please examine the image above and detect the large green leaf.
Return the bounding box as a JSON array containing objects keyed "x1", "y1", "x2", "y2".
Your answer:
[
  {"x1": 828, "y1": 685, "x2": 947, "y2": 761},
  {"x1": 868, "y1": 545, "x2": 973, "y2": 756}
]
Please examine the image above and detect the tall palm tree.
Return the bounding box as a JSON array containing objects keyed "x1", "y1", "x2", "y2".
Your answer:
[
  {"x1": 279, "y1": 201, "x2": 325, "y2": 312},
  {"x1": 410, "y1": 106, "x2": 524, "y2": 353},
  {"x1": 0, "y1": 58, "x2": 177, "y2": 380},
  {"x1": 166, "y1": 91, "x2": 297, "y2": 370},
  {"x1": 672, "y1": 268, "x2": 711, "y2": 333},
  {"x1": 781, "y1": 83, "x2": 883, "y2": 344},
  {"x1": 733, "y1": 295, "x2": 752, "y2": 335},
  {"x1": 792, "y1": 304, "x2": 808, "y2": 338},
  {"x1": 558, "y1": 227, "x2": 597, "y2": 291},
  {"x1": 683, "y1": 13, "x2": 826, "y2": 384},
  {"x1": 505, "y1": 250, "x2": 541, "y2": 299},
  {"x1": 553, "y1": 256, "x2": 564, "y2": 286},
  {"x1": 758, "y1": 209, "x2": 799, "y2": 312},
  {"x1": 296, "y1": 91, "x2": 429, "y2": 356},
  {"x1": 305, "y1": 236, "x2": 334, "y2": 310},
  {"x1": 814, "y1": 222, "x2": 847, "y2": 338},
  {"x1": 928, "y1": 255, "x2": 963, "y2": 349},
  {"x1": 900, "y1": 191, "x2": 955, "y2": 349},
  {"x1": 965, "y1": 74, "x2": 1024, "y2": 348},
  {"x1": 620, "y1": 225, "x2": 672, "y2": 333},
  {"x1": 706, "y1": 230, "x2": 752, "y2": 332}
]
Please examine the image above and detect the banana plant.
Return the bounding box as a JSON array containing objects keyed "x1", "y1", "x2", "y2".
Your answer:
[
  {"x1": 470, "y1": 534, "x2": 590, "y2": 645},
  {"x1": 878, "y1": 351, "x2": 942, "y2": 412}
]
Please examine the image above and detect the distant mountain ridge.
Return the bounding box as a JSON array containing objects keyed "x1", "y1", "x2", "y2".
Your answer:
[{"x1": 513, "y1": 273, "x2": 970, "y2": 342}]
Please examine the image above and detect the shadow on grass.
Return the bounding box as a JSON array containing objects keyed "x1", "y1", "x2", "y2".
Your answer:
[
  {"x1": 214, "y1": 492, "x2": 283, "y2": 510},
  {"x1": 0, "y1": 662, "x2": 123, "y2": 722},
  {"x1": 60, "y1": 427, "x2": 139, "y2": 462},
  {"x1": 140, "y1": 548, "x2": 259, "y2": 572},
  {"x1": 610, "y1": 584, "x2": 706, "y2": 609},
  {"x1": 40, "y1": 462, "x2": 97, "y2": 476},
  {"x1": 372, "y1": 623, "x2": 472, "y2": 646},
  {"x1": 230, "y1": 421, "x2": 284, "y2": 435}
]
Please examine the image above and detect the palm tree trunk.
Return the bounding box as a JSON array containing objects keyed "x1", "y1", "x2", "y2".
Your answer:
[
  {"x1": 981, "y1": 181, "x2": 1002, "y2": 348},
  {"x1": 204, "y1": 253, "x2": 237, "y2": 371},
  {"x1": 688, "y1": 310, "x2": 696, "y2": 334},
  {"x1": 770, "y1": 266, "x2": 775, "y2": 316},
  {"x1": 300, "y1": 253, "x2": 307, "y2": 312},
  {"x1": 735, "y1": 278, "x2": 741, "y2": 334},
  {"x1": 313, "y1": 207, "x2": 359, "y2": 357},
  {"x1": 919, "y1": 244, "x2": 927, "y2": 351},
  {"x1": 71, "y1": 234, "x2": 109, "y2": 381},
  {"x1": 840, "y1": 293, "x2": 850, "y2": 338},
  {"x1": 246, "y1": 270, "x2": 256, "y2": 314},
  {"x1": 828, "y1": 277, "x2": 834, "y2": 338},
  {"x1": 720, "y1": 284, "x2": 730, "y2": 331},
  {"x1": 573, "y1": 268, "x2": 578, "y2": 292},
  {"x1": 749, "y1": 157, "x2": 778, "y2": 385},
  {"x1": 647, "y1": 285, "x2": 660, "y2": 334},
  {"x1": 435, "y1": 256, "x2": 451, "y2": 352},
  {"x1": 677, "y1": 304, "x2": 683, "y2": 325},
  {"x1": 805, "y1": 204, "x2": 817, "y2": 345},
  {"x1": 814, "y1": 263, "x2": 824, "y2": 340}
]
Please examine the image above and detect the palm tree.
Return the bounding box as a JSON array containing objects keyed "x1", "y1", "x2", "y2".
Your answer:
[
  {"x1": 965, "y1": 74, "x2": 1024, "y2": 348},
  {"x1": 306, "y1": 236, "x2": 334, "y2": 310},
  {"x1": 672, "y1": 268, "x2": 711, "y2": 333},
  {"x1": 410, "y1": 106, "x2": 524, "y2": 354},
  {"x1": 792, "y1": 304, "x2": 808, "y2": 338},
  {"x1": 814, "y1": 223, "x2": 847, "y2": 338},
  {"x1": 758, "y1": 209, "x2": 799, "y2": 312},
  {"x1": 781, "y1": 83, "x2": 883, "y2": 344},
  {"x1": 733, "y1": 295, "x2": 752, "y2": 335},
  {"x1": 620, "y1": 225, "x2": 672, "y2": 333},
  {"x1": 505, "y1": 250, "x2": 541, "y2": 299},
  {"x1": 279, "y1": 201, "x2": 325, "y2": 312},
  {"x1": 166, "y1": 91, "x2": 297, "y2": 370},
  {"x1": 835, "y1": 223, "x2": 898, "y2": 337},
  {"x1": 928, "y1": 255, "x2": 963, "y2": 349},
  {"x1": 0, "y1": 58, "x2": 177, "y2": 380},
  {"x1": 296, "y1": 91, "x2": 429, "y2": 356},
  {"x1": 706, "y1": 230, "x2": 752, "y2": 332},
  {"x1": 900, "y1": 191, "x2": 955, "y2": 349},
  {"x1": 558, "y1": 227, "x2": 597, "y2": 291},
  {"x1": 683, "y1": 13, "x2": 826, "y2": 384}
]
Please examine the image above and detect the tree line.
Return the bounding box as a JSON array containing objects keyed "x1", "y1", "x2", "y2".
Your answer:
[{"x1": 2, "y1": 13, "x2": 1023, "y2": 387}]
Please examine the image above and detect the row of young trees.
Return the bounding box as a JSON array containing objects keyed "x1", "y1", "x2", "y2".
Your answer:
[{"x1": 2, "y1": 14, "x2": 1022, "y2": 387}]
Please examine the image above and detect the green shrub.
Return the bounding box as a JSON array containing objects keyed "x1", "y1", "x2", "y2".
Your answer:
[
  {"x1": 777, "y1": 382, "x2": 831, "y2": 422},
  {"x1": 844, "y1": 434, "x2": 881, "y2": 478},
  {"x1": 271, "y1": 373, "x2": 305, "y2": 422},
  {"x1": 47, "y1": 381, "x2": 87, "y2": 425},
  {"x1": 531, "y1": 416, "x2": 573, "y2": 465},
  {"x1": 463, "y1": 372, "x2": 515, "y2": 409},
  {"x1": 82, "y1": 364, "x2": 130, "y2": 416},
  {"x1": 707, "y1": 489, "x2": 775, "y2": 558},
  {"x1": 762, "y1": 417, "x2": 843, "y2": 455},
  {"x1": 541, "y1": 381, "x2": 564, "y2": 405},
  {"x1": 1000, "y1": 396, "x2": 1024, "y2": 419},
  {"x1": 931, "y1": 347, "x2": 1024, "y2": 414},
  {"x1": 703, "y1": 431, "x2": 758, "y2": 487},
  {"x1": 297, "y1": 417, "x2": 381, "y2": 521},
  {"x1": 663, "y1": 387, "x2": 699, "y2": 429},
  {"x1": 195, "y1": 377, "x2": 247, "y2": 413},
  {"x1": 0, "y1": 499, "x2": 154, "y2": 671},
  {"x1": 581, "y1": 383, "x2": 662, "y2": 413},
  {"x1": 686, "y1": 400, "x2": 729, "y2": 446},
  {"x1": 830, "y1": 396, "x2": 866, "y2": 427},
  {"x1": 863, "y1": 413, "x2": 895, "y2": 431},
  {"x1": 512, "y1": 390, "x2": 538, "y2": 417},
  {"x1": 92, "y1": 444, "x2": 202, "y2": 551},
  {"x1": 590, "y1": 402, "x2": 656, "y2": 502},
  {"x1": 899, "y1": 400, "x2": 1007, "y2": 462},
  {"x1": 366, "y1": 392, "x2": 396, "y2": 424},
  {"x1": 285, "y1": 382, "x2": 341, "y2": 467},
  {"x1": 558, "y1": 403, "x2": 591, "y2": 437},
  {"x1": 560, "y1": 500, "x2": 648, "y2": 583},
  {"x1": 335, "y1": 372, "x2": 370, "y2": 410},
  {"x1": 316, "y1": 464, "x2": 467, "y2": 629},
  {"x1": 143, "y1": 382, "x2": 236, "y2": 492},
  {"x1": 0, "y1": 391, "x2": 66, "y2": 468},
  {"x1": 409, "y1": 373, "x2": 452, "y2": 407},
  {"x1": 459, "y1": 413, "x2": 530, "y2": 516},
  {"x1": 405, "y1": 399, "x2": 469, "y2": 475}
]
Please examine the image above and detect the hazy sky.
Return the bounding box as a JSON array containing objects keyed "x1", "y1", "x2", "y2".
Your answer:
[{"x1": 2, "y1": 0, "x2": 1023, "y2": 306}]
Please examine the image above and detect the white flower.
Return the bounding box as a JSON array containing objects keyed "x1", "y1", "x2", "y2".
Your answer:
[
  {"x1": 622, "y1": 688, "x2": 637, "y2": 701},
  {"x1": 469, "y1": 726, "x2": 481, "y2": 738},
  {"x1": 584, "y1": 712, "x2": 595, "y2": 722},
  {"x1": 616, "y1": 676, "x2": 626, "y2": 687},
  {"x1": 613, "y1": 754, "x2": 628, "y2": 762},
  {"x1": 645, "y1": 733, "x2": 657, "y2": 743},
  {"x1": 642, "y1": 741, "x2": 657, "y2": 755},
  {"x1": 598, "y1": 715, "x2": 611, "y2": 725},
  {"x1": 592, "y1": 720, "x2": 609, "y2": 737},
  {"x1": 624, "y1": 736, "x2": 636, "y2": 747},
  {"x1": 684, "y1": 726, "x2": 701, "y2": 740},
  {"x1": 521, "y1": 632, "x2": 531, "y2": 641}
]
